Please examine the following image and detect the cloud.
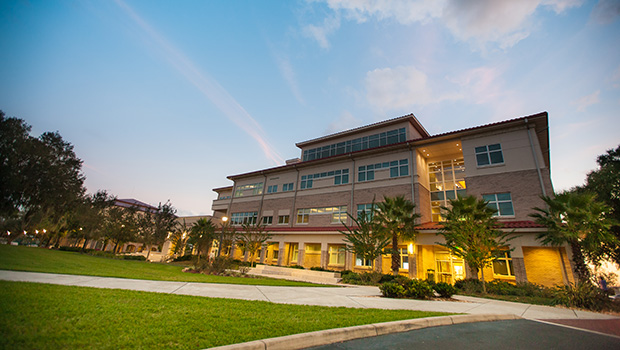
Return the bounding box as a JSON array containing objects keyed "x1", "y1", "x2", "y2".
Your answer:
[
  {"x1": 590, "y1": 0, "x2": 620, "y2": 24},
  {"x1": 448, "y1": 66, "x2": 503, "y2": 104},
  {"x1": 276, "y1": 56, "x2": 305, "y2": 105},
  {"x1": 365, "y1": 66, "x2": 461, "y2": 110},
  {"x1": 114, "y1": 0, "x2": 284, "y2": 165},
  {"x1": 573, "y1": 90, "x2": 601, "y2": 112},
  {"x1": 324, "y1": 111, "x2": 361, "y2": 134},
  {"x1": 302, "y1": 14, "x2": 340, "y2": 49},
  {"x1": 612, "y1": 64, "x2": 620, "y2": 88},
  {"x1": 313, "y1": 0, "x2": 584, "y2": 50}
]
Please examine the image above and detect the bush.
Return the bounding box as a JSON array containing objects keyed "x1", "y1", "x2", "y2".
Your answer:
[
  {"x1": 486, "y1": 280, "x2": 519, "y2": 295},
  {"x1": 379, "y1": 282, "x2": 405, "y2": 298},
  {"x1": 359, "y1": 272, "x2": 384, "y2": 285},
  {"x1": 403, "y1": 279, "x2": 434, "y2": 299},
  {"x1": 58, "y1": 246, "x2": 83, "y2": 252},
  {"x1": 379, "y1": 273, "x2": 396, "y2": 284},
  {"x1": 288, "y1": 264, "x2": 305, "y2": 269},
  {"x1": 171, "y1": 255, "x2": 193, "y2": 262},
  {"x1": 553, "y1": 282, "x2": 612, "y2": 311},
  {"x1": 454, "y1": 278, "x2": 483, "y2": 294},
  {"x1": 310, "y1": 267, "x2": 336, "y2": 272},
  {"x1": 122, "y1": 255, "x2": 147, "y2": 261},
  {"x1": 341, "y1": 271, "x2": 362, "y2": 284},
  {"x1": 434, "y1": 282, "x2": 457, "y2": 298}
]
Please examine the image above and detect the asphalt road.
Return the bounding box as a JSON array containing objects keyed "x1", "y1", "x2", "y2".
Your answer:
[{"x1": 306, "y1": 319, "x2": 620, "y2": 350}]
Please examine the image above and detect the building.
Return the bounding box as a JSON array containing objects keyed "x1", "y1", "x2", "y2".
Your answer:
[{"x1": 211, "y1": 112, "x2": 576, "y2": 287}]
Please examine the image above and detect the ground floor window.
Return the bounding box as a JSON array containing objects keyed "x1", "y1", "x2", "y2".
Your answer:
[
  {"x1": 399, "y1": 247, "x2": 409, "y2": 269},
  {"x1": 290, "y1": 243, "x2": 299, "y2": 263},
  {"x1": 329, "y1": 245, "x2": 345, "y2": 266},
  {"x1": 493, "y1": 251, "x2": 514, "y2": 277},
  {"x1": 435, "y1": 250, "x2": 465, "y2": 283},
  {"x1": 355, "y1": 256, "x2": 373, "y2": 267}
]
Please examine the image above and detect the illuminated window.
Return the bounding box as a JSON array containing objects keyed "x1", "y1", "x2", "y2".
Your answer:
[
  {"x1": 302, "y1": 128, "x2": 406, "y2": 161},
  {"x1": 429, "y1": 158, "x2": 466, "y2": 221},
  {"x1": 296, "y1": 206, "x2": 347, "y2": 224},
  {"x1": 475, "y1": 144, "x2": 504, "y2": 166},
  {"x1": 234, "y1": 183, "x2": 263, "y2": 197},
  {"x1": 230, "y1": 212, "x2": 258, "y2": 225},
  {"x1": 399, "y1": 247, "x2": 409, "y2": 269},
  {"x1": 493, "y1": 251, "x2": 514, "y2": 277},
  {"x1": 483, "y1": 193, "x2": 515, "y2": 216},
  {"x1": 329, "y1": 245, "x2": 345, "y2": 265}
]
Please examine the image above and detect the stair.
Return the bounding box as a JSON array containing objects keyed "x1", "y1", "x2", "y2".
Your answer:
[{"x1": 248, "y1": 265, "x2": 341, "y2": 284}]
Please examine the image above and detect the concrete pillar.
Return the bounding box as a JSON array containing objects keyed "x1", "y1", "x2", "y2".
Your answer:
[
  {"x1": 374, "y1": 255, "x2": 383, "y2": 273},
  {"x1": 321, "y1": 242, "x2": 329, "y2": 269},
  {"x1": 277, "y1": 241, "x2": 285, "y2": 266},
  {"x1": 298, "y1": 242, "x2": 305, "y2": 266},
  {"x1": 408, "y1": 253, "x2": 417, "y2": 279},
  {"x1": 511, "y1": 246, "x2": 528, "y2": 283},
  {"x1": 259, "y1": 247, "x2": 266, "y2": 264},
  {"x1": 345, "y1": 251, "x2": 354, "y2": 271}
]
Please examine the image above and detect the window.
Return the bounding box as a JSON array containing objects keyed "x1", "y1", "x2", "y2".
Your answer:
[
  {"x1": 267, "y1": 185, "x2": 278, "y2": 193},
  {"x1": 482, "y1": 193, "x2": 515, "y2": 216},
  {"x1": 278, "y1": 215, "x2": 289, "y2": 224},
  {"x1": 329, "y1": 245, "x2": 345, "y2": 265},
  {"x1": 230, "y1": 212, "x2": 258, "y2": 225},
  {"x1": 358, "y1": 159, "x2": 408, "y2": 182},
  {"x1": 493, "y1": 251, "x2": 514, "y2": 277},
  {"x1": 475, "y1": 144, "x2": 504, "y2": 166},
  {"x1": 357, "y1": 204, "x2": 375, "y2": 220},
  {"x1": 282, "y1": 183, "x2": 294, "y2": 191},
  {"x1": 355, "y1": 256, "x2": 373, "y2": 267},
  {"x1": 218, "y1": 194, "x2": 231, "y2": 200},
  {"x1": 291, "y1": 243, "x2": 299, "y2": 262},
  {"x1": 262, "y1": 216, "x2": 273, "y2": 225},
  {"x1": 234, "y1": 183, "x2": 263, "y2": 197},
  {"x1": 272, "y1": 248, "x2": 279, "y2": 260},
  {"x1": 429, "y1": 158, "x2": 467, "y2": 222},
  {"x1": 399, "y1": 247, "x2": 409, "y2": 269},
  {"x1": 296, "y1": 206, "x2": 347, "y2": 224},
  {"x1": 302, "y1": 128, "x2": 407, "y2": 161},
  {"x1": 301, "y1": 169, "x2": 349, "y2": 189}
]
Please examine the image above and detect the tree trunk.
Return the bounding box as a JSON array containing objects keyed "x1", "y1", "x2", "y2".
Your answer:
[
  {"x1": 480, "y1": 267, "x2": 487, "y2": 293},
  {"x1": 392, "y1": 235, "x2": 400, "y2": 276},
  {"x1": 570, "y1": 240, "x2": 590, "y2": 282},
  {"x1": 146, "y1": 245, "x2": 151, "y2": 261}
]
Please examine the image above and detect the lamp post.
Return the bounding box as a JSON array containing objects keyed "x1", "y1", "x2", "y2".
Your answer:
[{"x1": 218, "y1": 216, "x2": 228, "y2": 258}]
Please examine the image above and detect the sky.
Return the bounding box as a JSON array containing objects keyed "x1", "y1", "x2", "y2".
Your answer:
[{"x1": 1, "y1": 0, "x2": 619, "y2": 216}]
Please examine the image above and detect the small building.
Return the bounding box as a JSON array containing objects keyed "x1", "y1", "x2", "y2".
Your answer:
[{"x1": 212, "y1": 112, "x2": 575, "y2": 287}]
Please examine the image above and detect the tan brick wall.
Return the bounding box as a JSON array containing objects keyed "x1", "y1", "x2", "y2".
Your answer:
[
  {"x1": 415, "y1": 183, "x2": 431, "y2": 222},
  {"x1": 523, "y1": 246, "x2": 565, "y2": 287},
  {"x1": 353, "y1": 184, "x2": 413, "y2": 204},
  {"x1": 465, "y1": 169, "x2": 550, "y2": 221},
  {"x1": 229, "y1": 200, "x2": 261, "y2": 214},
  {"x1": 295, "y1": 191, "x2": 351, "y2": 209}
]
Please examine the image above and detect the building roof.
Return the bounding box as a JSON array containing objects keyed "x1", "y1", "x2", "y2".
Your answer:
[
  {"x1": 216, "y1": 111, "x2": 549, "y2": 183},
  {"x1": 115, "y1": 198, "x2": 158, "y2": 213},
  {"x1": 295, "y1": 113, "x2": 430, "y2": 148}
]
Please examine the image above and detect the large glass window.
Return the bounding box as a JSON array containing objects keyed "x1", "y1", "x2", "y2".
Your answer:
[
  {"x1": 329, "y1": 245, "x2": 346, "y2": 265},
  {"x1": 230, "y1": 212, "x2": 258, "y2": 225},
  {"x1": 234, "y1": 183, "x2": 263, "y2": 197},
  {"x1": 282, "y1": 183, "x2": 294, "y2": 192},
  {"x1": 429, "y1": 158, "x2": 467, "y2": 222},
  {"x1": 267, "y1": 185, "x2": 277, "y2": 193},
  {"x1": 302, "y1": 128, "x2": 407, "y2": 162},
  {"x1": 296, "y1": 206, "x2": 347, "y2": 224},
  {"x1": 483, "y1": 193, "x2": 515, "y2": 216},
  {"x1": 358, "y1": 159, "x2": 408, "y2": 182},
  {"x1": 355, "y1": 256, "x2": 373, "y2": 267},
  {"x1": 301, "y1": 169, "x2": 349, "y2": 189},
  {"x1": 399, "y1": 247, "x2": 409, "y2": 269},
  {"x1": 357, "y1": 203, "x2": 375, "y2": 220},
  {"x1": 475, "y1": 144, "x2": 504, "y2": 166},
  {"x1": 493, "y1": 251, "x2": 514, "y2": 277}
]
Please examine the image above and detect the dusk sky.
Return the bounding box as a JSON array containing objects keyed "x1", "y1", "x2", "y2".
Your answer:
[{"x1": 1, "y1": 0, "x2": 619, "y2": 216}]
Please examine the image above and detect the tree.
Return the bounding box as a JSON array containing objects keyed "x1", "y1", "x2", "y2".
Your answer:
[
  {"x1": 439, "y1": 195, "x2": 516, "y2": 293},
  {"x1": 0, "y1": 111, "x2": 85, "y2": 237},
  {"x1": 531, "y1": 191, "x2": 617, "y2": 282},
  {"x1": 216, "y1": 220, "x2": 236, "y2": 258},
  {"x1": 581, "y1": 145, "x2": 620, "y2": 265},
  {"x1": 188, "y1": 218, "x2": 217, "y2": 264},
  {"x1": 169, "y1": 219, "x2": 190, "y2": 256},
  {"x1": 138, "y1": 201, "x2": 177, "y2": 260},
  {"x1": 104, "y1": 205, "x2": 138, "y2": 253},
  {"x1": 236, "y1": 221, "x2": 272, "y2": 267},
  {"x1": 339, "y1": 207, "x2": 389, "y2": 272},
  {"x1": 374, "y1": 196, "x2": 420, "y2": 276}
]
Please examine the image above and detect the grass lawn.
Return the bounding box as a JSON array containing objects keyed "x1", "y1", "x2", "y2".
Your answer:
[
  {"x1": 0, "y1": 281, "x2": 450, "y2": 350},
  {"x1": 0, "y1": 245, "x2": 319, "y2": 286}
]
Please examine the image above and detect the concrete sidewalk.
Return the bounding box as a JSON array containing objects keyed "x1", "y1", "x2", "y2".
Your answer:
[{"x1": 1, "y1": 270, "x2": 616, "y2": 320}]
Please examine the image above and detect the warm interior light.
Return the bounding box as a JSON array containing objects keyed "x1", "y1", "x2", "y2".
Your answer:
[{"x1": 408, "y1": 243, "x2": 414, "y2": 255}]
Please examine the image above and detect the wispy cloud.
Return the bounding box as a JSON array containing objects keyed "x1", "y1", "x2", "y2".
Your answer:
[
  {"x1": 114, "y1": 0, "x2": 283, "y2": 165},
  {"x1": 314, "y1": 0, "x2": 583, "y2": 50},
  {"x1": 324, "y1": 111, "x2": 361, "y2": 134},
  {"x1": 365, "y1": 65, "x2": 461, "y2": 110},
  {"x1": 302, "y1": 14, "x2": 340, "y2": 49},
  {"x1": 573, "y1": 90, "x2": 601, "y2": 112},
  {"x1": 275, "y1": 55, "x2": 305, "y2": 105}
]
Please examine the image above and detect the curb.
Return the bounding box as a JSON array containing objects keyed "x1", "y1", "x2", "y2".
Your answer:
[{"x1": 205, "y1": 314, "x2": 521, "y2": 350}]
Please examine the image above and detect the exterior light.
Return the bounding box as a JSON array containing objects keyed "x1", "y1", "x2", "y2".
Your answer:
[
  {"x1": 222, "y1": 216, "x2": 228, "y2": 222},
  {"x1": 7, "y1": 231, "x2": 10, "y2": 236},
  {"x1": 43, "y1": 229, "x2": 47, "y2": 233},
  {"x1": 408, "y1": 243, "x2": 414, "y2": 255},
  {"x1": 36, "y1": 230, "x2": 39, "y2": 234}
]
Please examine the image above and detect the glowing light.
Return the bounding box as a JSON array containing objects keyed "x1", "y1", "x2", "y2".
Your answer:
[{"x1": 408, "y1": 243, "x2": 414, "y2": 255}]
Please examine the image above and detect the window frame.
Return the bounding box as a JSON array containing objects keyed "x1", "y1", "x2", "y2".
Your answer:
[
  {"x1": 482, "y1": 193, "x2": 515, "y2": 217},
  {"x1": 492, "y1": 250, "x2": 514, "y2": 277},
  {"x1": 475, "y1": 143, "x2": 504, "y2": 167}
]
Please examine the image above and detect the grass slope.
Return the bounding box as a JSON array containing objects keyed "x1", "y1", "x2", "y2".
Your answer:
[
  {"x1": 0, "y1": 281, "x2": 449, "y2": 349},
  {"x1": 0, "y1": 245, "x2": 318, "y2": 286}
]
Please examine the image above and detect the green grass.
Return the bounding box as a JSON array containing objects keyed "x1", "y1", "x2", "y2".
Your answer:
[
  {"x1": 0, "y1": 245, "x2": 319, "y2": 286},
  {"x1": 0, "y1": 281, "x2": 450, "y2": 349}
]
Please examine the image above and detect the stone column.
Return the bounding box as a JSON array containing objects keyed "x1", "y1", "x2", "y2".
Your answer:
[
  {"x1": 259, "y1": 247, "x2": 266, "y2": 264},
  {"x1": 374, "y1": 255, "x2": 383, "y2": 273},
  {"x1": 345, "y1": 251, "x2": 354, "y2": 270},
  {"x1": 320, "y1": 242, "x2": 329, "y2": 269},
  {"x1": 277, "y1": 241, "x2": 285, "y2": 266},
  {"x1": 298, "y1": 242, "x2": 305, "y2": 266},
  {"x1": 511, "y1": 246, "x2": 528, "y2": 283},
  {"x1": 408, "y1": 254, "x2": 417, "y2": 279}
]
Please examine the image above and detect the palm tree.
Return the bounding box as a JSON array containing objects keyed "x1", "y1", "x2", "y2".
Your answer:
[
  {"x1": 374, "y1": 195, "x2": 420, "y2": 276},
  {"x1": 530, "y1": 191, "x2": 617, "y2": 282},
  {"x1": 439, "y1": 195, "x2": 515, "y2": 293},
  {"x1": 188, "y1": 218, "x2": 217, "y2": 264}
]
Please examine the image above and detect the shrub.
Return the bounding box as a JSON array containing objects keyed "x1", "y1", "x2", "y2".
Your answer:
[
  {"x1": 171, "y1": 255, "x2": 193, "y2": 262},
  {"x1": 122, "y1": 255, "x2": 147, "y2": 261},
  {"x1": 393, "y1": 275, "x2": 410, "y2": 286},
  {"x1": 341, "y1": 271, "x2": 362, "y2": 284},
  {"x1": 58, "y1": 246, "x2": 83, "y2": 252},
  {"x1": 310, "y1": 267, "x2": 336, "y2": 272},
  {"x1": 379, "y1": 282, "x2": 404, "y2": 298},
  {"x1": 288, "y1": 264, "x2": 305, "y2": 269},
  {"x1": 403, "y1": 279, "x2": 434, "y2": 299},
  {"x1": 553, "y1": 282, "x2": 611, "y2": 311},
  {"x1": 454, "y1": 278, "x2": 483, "y2": 294},
  {"x1": 434, "y1": 282, "x2": 457, "y2": 298},
  {"x1": 359, "y1": 272, "x2": 384, "y2": 285},
  {"x1": 486, "y1": 280, "x2": 518, "y2": 295},
  {"x1": 379, "y1": 273, "x2": 396, "y2": 284}
]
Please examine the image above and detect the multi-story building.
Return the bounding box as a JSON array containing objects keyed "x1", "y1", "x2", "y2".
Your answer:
[{"x1": 211, "y1": 112, "x2": 576, "y2": 287}]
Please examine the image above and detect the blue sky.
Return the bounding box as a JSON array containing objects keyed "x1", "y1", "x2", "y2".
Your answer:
[{"x1": 1, "y1": 0, "x2": 619, "y2": 216}]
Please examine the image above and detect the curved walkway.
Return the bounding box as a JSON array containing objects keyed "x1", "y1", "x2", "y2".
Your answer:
[{"x1": 0, "y1": 270, "x2": 615, "y2": 320}]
